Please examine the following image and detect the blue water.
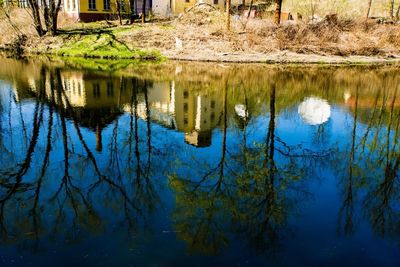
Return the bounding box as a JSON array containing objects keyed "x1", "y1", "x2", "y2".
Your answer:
[{"x1": 0, "y1": 58, "x2": 399, "y2": 266}]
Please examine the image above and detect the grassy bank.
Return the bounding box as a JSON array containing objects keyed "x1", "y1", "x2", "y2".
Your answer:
[{"x1": 1, "y1": 7, "x2": 400, "y2": 64}]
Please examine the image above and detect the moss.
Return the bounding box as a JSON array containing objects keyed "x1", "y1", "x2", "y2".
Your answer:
[{"x1": 53, "y1": 28, "x2": 163, "y2": 61}]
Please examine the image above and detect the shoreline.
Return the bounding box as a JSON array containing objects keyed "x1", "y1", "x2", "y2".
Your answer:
[
  {"x1": 166, "y1": 51, "x2": 400, "y2": 65},
  {"x1": 2, "y1": 47, "x2": 400, "y2": 66}
]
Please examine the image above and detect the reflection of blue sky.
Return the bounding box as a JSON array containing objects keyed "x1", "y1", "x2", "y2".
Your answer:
[{"x1": 1, "y1": 79, "x2": 400, "y2": 266}]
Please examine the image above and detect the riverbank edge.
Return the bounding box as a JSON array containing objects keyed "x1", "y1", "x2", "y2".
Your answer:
[{"x1": 1, "y1": 45, "x2": 400, "y2": 65}]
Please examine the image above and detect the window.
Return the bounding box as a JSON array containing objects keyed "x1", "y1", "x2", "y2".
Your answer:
[
  {"x1": 107, "y1": 82, "x2": 114, "y2": 97},
  {"x1": 103, "y1": 0, "x2": 110, "y2": 10},
  {"x1": 89, "y1": 0, "x2": 96, "y2": 10},
  {"x1": 78, "y1": 83, "x2": 82, "y2": 96},
  {"x1": 185, "y1": 0, "x2": 189, "y2": 2},
  {"x1": 183, "y1": 91, "x2": 188, "y2": 99},
  {"x1": 213, "y1": 0, "x2": 218, "y2": 4},
  {"x1": 93, "y1": 84, "x2": 100, "y2": 98}
]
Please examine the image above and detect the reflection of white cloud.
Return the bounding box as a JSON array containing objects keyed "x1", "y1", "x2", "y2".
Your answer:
[
  {"x1": 298, "y1": 97, "x2": 331, "y2": 125},
  {"x1": 235, "y1": 104, "x2": 248, "y2": 119}
]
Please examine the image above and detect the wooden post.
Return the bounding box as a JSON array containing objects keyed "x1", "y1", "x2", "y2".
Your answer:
[
  {"x1": 366, "y1": 0, "x2": 373, "y2": 19},
  {"x1": 226, "y1": 0, "x2": 231, "y2": 30},
  {"x1": 274, "y1": 0, "x2": 282, "y2": 24},
  {"x1": 142, "y1": 0, "x2": 147, "y2": 23}
]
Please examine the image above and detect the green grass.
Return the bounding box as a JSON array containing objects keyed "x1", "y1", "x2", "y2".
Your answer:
[{"x1": 54, "y1": 28, "x2": 162, "y2": 61}]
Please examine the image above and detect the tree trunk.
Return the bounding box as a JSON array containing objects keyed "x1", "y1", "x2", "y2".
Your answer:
[
  {"x1": 43, "y1": 4, "x2": 51, "y2": 31},
  {"x1": 129, "y1": 0, "x2": 135, "y2": 23},
  {"x1": 142, "y1": 0, "x2": 146, "y2": 24},
  {"x1": 50, "y1": 0, "x2": 62, "y2": 35},
  {"x1": 274, "y1": 0, "x2": 282, "y2": 24},
  {"x1": 27, "y1": 0, "x2": 45, "y2": 36},
  {"x1": 226, "y1": 0, "x2": 231, "y2": 30},
  {"x1": 366, "y1": 0, "x2": 373, "y2": 19},
  {"x1": 397, "y1": 5, "x2": 400, "y2": 21},
  {"x1": 116, "y1": 0, "x2": 123, "y2": 25}
]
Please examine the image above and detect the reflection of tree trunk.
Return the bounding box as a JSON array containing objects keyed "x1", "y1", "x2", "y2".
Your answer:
[
  {"x1": 243, "y1": 86, "x2": 248, "y2": 165},
  {"x1": 265, "y1": 85, "x2": 276, "y2": 177},
  {"x1": 17, "y1": 102, "x2": 28, "y2": 149},
  {"x1": 385, "y1": 87, "x2": 397, "y2": 170},
  {"x1": 144, "y1": 84, "x2": 152, "y2": 178},
  {"x1": 364, "y1": 87, "x2": 399, "y2": 236},
  {"x1": 56, "y1": 71, "x2": 70, "y2": 179},
  {"x1": 133, "y1": 81, "x2": 141, "y2": 183},
  {"x1": 95, "y1": 125, "x2": 103, "y2": 152},
  {"x1": 128, "y1": 80, "x2": 135, "y2": 161},
  {"x1": 340, "y1": 87, "x2": 358, "y2": 235},
  {"x1": 266, "y1": 85, "x2": 276, "y2": 202},
  {"x1": 32, "y1": 80, "x2": 55, "y2": 246},
  {"x1": 219, "y1": 78, "x2": 228, "y2": 183}
]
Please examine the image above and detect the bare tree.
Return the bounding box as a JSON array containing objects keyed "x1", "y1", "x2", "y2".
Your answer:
[
  {"x1": 27, "y1": 0, "x2": 46, "y2": 36},
  {"x1": 46, "y1": 0, "x2": 63, "y2": 35}
]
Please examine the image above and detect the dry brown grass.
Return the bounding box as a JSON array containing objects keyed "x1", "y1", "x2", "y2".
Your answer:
[
  {"x1": 1, "y1": 7, "x2": 399, "y2": 61},
  {"x1": 242, "y1": 16, "x2": 400, "y2": 56}
]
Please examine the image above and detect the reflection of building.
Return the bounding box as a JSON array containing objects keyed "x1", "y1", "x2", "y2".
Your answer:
[
  {"x1": 126, "y1": 80, "x2": 222, "y2": 147},
  {"x1": 344, "y1": 92, "x2": 400, "y2": 109},
  {"x1": 14, "y1": 70, "x2": 222, "y2": 148},
  {"x1": 174, "y1": 83, "x2": 219, "y2": 147}
]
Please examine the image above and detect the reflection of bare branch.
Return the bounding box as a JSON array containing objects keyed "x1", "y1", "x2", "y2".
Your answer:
[
  {"x1": 338, "y1": 86, "x2": 358, "y2": 236},
  {"x1": 0, "y1": 88, "x2": 44, "y2": 203}
]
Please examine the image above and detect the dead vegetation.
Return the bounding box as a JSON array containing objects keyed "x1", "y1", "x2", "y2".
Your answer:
[{"x1": 1, "y1": 6, "x2": 400, "y2": 62}]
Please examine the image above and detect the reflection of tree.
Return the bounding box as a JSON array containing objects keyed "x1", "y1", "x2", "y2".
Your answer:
[
  {"x1": 232, "y1": 84, "x2": 313, "y2": 253},
  {"x1": 0, "y1": 68, "x2": 163, "y2": 250},
  {"x1": 169, "y1": 81, "x2": 322, "y2": 255},
  {"x1": 169, "y1": 77, "x2": 231, "y2": 255},
  {"x1": 333, "y1": 82, "x2": 400, "y2": 238},
  {"x1": 361, "y1": 86, "x2": 400, "y2": 237}
]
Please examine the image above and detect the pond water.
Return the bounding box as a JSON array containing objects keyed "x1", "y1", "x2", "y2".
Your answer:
[{"x1": 0, "y1": 57, "x2": 399, "y2": 267}]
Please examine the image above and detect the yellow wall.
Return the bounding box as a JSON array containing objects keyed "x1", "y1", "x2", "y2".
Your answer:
[
  {"x1": 172, "y1": 0, "x2": 226, "y2": 14},
  {"x1": 79, "y1": 0, "x2": 128, "y2": 13},
  {"x1": 172, "y1": 0, "x2": 196, "y2": 14}
]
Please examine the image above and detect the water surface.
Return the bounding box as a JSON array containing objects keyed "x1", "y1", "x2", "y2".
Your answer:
[{"x1": 0, "y1": 58, "x2": 399, "y2": 266}]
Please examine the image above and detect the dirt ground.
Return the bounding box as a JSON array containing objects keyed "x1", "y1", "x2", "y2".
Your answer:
[{"x1": 1, "y1": 5, "x2": 400, "y2": 64}]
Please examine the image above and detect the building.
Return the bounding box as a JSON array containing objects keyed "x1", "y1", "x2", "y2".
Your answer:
[
  {"x1": 63, "y1": 0, "x2": 152, "y2": 22},
  {"x1": 4, "y1": 0, "x2": 237, "y2": 20}
]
